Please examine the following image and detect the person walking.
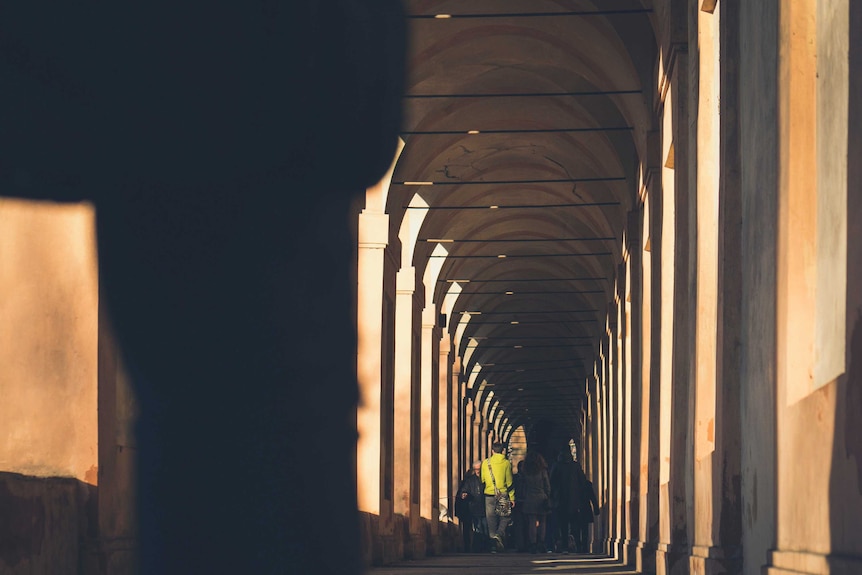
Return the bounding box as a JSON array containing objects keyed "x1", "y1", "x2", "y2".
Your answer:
[
  {"x1": 456, "y1": 461, "x2": 488, "y2": 552},
  {"x1": 511, "y1": 460, "x2": 527, "y2": 552},
  {"x1": 549, "y1": 448, "x2": 580, "y2": 553},
  {"x1": 573, "y1": 464, "x2": 600, "y2": 553},
  {"x1": 518, "y1": 452, "x2": 552, "y2": 553},
  {"x1": 481, "y1": 442, "x2": 515, "y2": 553}
]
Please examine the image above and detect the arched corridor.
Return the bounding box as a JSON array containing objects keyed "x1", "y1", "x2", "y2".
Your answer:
[{"x1": 1, "y1": 1, "x2": 861, "y2": 574}]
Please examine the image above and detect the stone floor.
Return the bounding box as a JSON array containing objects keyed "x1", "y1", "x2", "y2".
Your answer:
[{"x1": 364, "y1": 553, "x2": 642, "y2": 574}]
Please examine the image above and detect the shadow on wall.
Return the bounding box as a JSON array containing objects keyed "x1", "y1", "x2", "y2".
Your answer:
[
  {"x1": 0, "y1": 472, "x2": 97, "y2": 575},
  {"x1": 830, "y1": 0, "x2": 862, "y2": 567}
]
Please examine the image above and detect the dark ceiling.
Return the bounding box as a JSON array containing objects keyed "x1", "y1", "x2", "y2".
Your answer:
[{"x1": 389, "y1": 0, "x2": 657, "y2": 445}]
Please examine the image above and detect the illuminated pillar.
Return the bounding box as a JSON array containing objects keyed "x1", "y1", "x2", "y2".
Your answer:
[
  {"x1": 438, "y1": 335, "x2": 452, "y2": 525},
  {"x1": 420, "y1": 307, "x2": 436, "y2": 522},
  {"x1": 393, "y1": 267, "x2": 416, "y2": 517},
  {"x1": 356, "y1": 209, "x2": 389, "y2": 514}
]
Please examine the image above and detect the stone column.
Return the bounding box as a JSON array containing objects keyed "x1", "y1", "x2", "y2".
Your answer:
[
  {"x1": 356, "y1": 210, "x2": 389, "y2": 514},
  {"x1": 690, "y1": 2, "x2": 744, "y2": 573},
  {"x1": 593, "y1": 357, "x2": 603, "y2": 551},
  {"x1": 480, "y1": 412, "x2": 488, "y2": 459},
  {"x1": 393, "y1": 267, "x2": 416, "y2": 518},
  {"x1": 639, "y1": 141, "x2": 662, "y2": 575},
  {"x1": 438, "y1": 335, "x2": 452, "y2": 527},
  {"x1": 657, "y1": 45, "x2": 696, "y2": 575},
  {"x1": 711, "y1": 0, "x2": 743, "y2": 568},
  {"x1": 610, "y1": 305, "x2": 625, "y2": 558},
  {"x1": 591, "y1": 368, "x2": 605, "y2": 548},
  {"x1": 626, "y1": 212, "x2": 645, "y2": 567},
  {"x1": 602, "y1": 338, "x2": 614, "y2": 555},
  {"x1": 453, "y1": 359, "x2": 463, "y2": 496},
  {"x1": 739, "y1": 1, "x2": 778, "y2": 572},
  {"x1": 619, "y1": 262, "x2": 635, "y2": 565},
  {"x1": 420, "y1": 307, "x2": 436, "y2": 524},
  {"x1": 658, "y1": 44, "x2": 697, "y2": 573},
  {"x1": 97, "y1": 300, "x2": 139, "y2": 574}
]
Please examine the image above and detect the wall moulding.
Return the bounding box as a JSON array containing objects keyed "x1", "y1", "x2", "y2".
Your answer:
[{"x1": 767, "y1": 549, "x2": 862, "y2": 575}]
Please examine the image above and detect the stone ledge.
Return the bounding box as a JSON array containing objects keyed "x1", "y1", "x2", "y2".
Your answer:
[{"x1": 766, "y1": 549, "x2": 862, "y2": 575}]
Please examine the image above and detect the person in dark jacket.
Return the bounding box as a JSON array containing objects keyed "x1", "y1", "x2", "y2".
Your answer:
[
  {"x1": 456, "y1": 461, "x2": 488, "y2": 552},
  {"x1": 549, "y1": 449, "x2": 580, "y2": 553},
  {"x1": 519, "y1": 452, "x2": 552, "y2": 553},
  {"x1": 511, "y1": 460, "x2": 527, "y2": 552},
  {"x1": 573, "y1": 464, "x2": 600, "y2": 553}
]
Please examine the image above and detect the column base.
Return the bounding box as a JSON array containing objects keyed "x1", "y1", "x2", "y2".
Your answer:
[
  {"x1": 605, "y1": 537, "x2": 623, "y2": 559},
  {"x1": 407, "y1": 523, "x2": 428, "y2": 560},
  {"x1": 766, "y1": 549, "x2": 862, "y2": 575},
  {"x1": 611, "y1": 539, "x2": 631, "y2": 564},
  {"x1": 690, "y1": 545, "x2": 742, "y2": 575},
  {"x1": 636, "y1": 541, "x2": 658, "y2": 574},
  {"x1": 87, "y1": 537, "x2": 137, "y2": 575},
  {"x1": 656, "y1": 543, "x2": 691, "y2": 575},
  {"x1": 622, "y1": 539, "x2": 640, "y2": 566},
  {"x1": 379, "y1": 534, "x2": 400, "y2": 565}
]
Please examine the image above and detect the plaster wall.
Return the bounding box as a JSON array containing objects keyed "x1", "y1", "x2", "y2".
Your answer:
[
  {"x1": 769, "y1": 1, "x2": 862, "y2": 572},
  {"x1": 0, "y1": 200, "x2": 99, "y2": 573},
  {"x1": 0, "y1": 199, "x2": 98, "y2": 482}
]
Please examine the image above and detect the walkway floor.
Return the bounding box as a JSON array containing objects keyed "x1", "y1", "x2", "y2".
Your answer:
[{"x1": 365, "y1": 553, "x2": 641, "y2": 575}]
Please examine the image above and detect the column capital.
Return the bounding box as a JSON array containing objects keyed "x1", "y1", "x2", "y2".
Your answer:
[
  {"x1": 422, "y1": 307, "x2": 437, "y2": 329},
  {"x1": 396, "y1": 267, "x2": 415, "y2": 294},
  {"x1": 358, "y1": 211, "x2": 389, "y2": 248},
  {"x1": 439, "y1": 336, "x2": 451, "y2": 354}
]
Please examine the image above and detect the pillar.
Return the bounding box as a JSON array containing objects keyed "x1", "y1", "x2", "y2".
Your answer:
[
  {"x1": 626, "y1": 211, "x2": 645, "y2": 566},
  {"x1": 420, "y1": 308, "x2": 436, "y2": 524},
  {"x1": 393, "y1": 267, "x2": 416, "y2": 518},
  {"x1": 638, "y1": 163, "x2": 661, "y2": 574},
  {"x1": 356, "y1": 210, "x2": 389, "y2": 514},
  {"x1": 438, "y1": 335, "x2": 452, "y2": 526}
]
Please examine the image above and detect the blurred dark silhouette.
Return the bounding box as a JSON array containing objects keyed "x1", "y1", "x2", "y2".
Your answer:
[{"x1": 1, "y1": 2, "x2": 406, "y2": 573}]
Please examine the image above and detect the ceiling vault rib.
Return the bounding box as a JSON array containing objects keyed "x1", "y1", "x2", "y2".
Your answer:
[
  {"x1": 441, "y1": 277, "x2": 607, "y2": 282},
  {"x1": 407, "y1": 9, "x2": 654, "y2": 19},
  {"x1": 405, "y1": 90, "x2": 643, "y2": 98},
  {"x1": 474, "y1": 360, "x2": 584, "y2": 367},
  {"x1": 431, "y1": 252, "x2": 612, "y2": 258},
  {"x1": 393, "y1": 177, "x2": 625, "y2": 185},
  {"x1": 465, "y1": 344, "x2": 594, "y2": 349},
  {"x1": 464, "y1": 319, "x2": 597, "y2": 324},
  {"x1": 482, "y1": 371, "x2": 586, "y2": 378},
  {"x1": 400, "y1": 127, "x2": 632, "y2": 135},
  {"x1": 469, "y1": 336, "x2": 593, "y2": 340},
  {"x1": 455, "y1": 290, "x2": 606, "y2": 295},
  {"x1": 424, "y1": 237, "x2": 616, "y2": 243},
  {"x1": 458, "y1": 309, "x2": 599, "y2": 314},
  {"x1": 406, "y1": 202, "x2": 620, "y2": 210},
  {"x1": 482, "y1": 372, "x2": 592, "y2": 385}
]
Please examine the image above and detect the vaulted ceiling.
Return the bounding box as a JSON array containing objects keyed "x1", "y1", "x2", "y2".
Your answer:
[{"x1": 390, "y1": 0, "x2": 657, "y2": 445}]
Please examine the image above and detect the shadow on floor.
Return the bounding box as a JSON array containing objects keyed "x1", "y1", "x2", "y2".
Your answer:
[{"x1": 365, "y1": 553, "x2": 641, "y2": 574}]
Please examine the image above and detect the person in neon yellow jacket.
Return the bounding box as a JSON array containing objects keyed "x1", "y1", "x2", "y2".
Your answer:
[{"x1": 481, "y1": 442, "x2": 515, "y2": 552}]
